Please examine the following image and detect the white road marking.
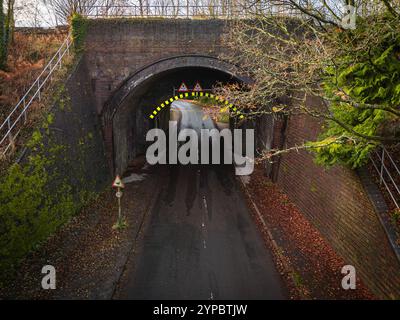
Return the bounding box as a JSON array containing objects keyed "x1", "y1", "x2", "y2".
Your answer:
[
  {"x1": 202, "y1": 196, "x2": 208, "y2": 250},
  {"x1": 202, "y1": 196, "x2": 208, "y2": 211}
]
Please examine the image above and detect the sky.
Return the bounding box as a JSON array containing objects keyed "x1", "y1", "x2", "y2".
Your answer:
[
  {"x1": 15, "y1": 0, "x2": 59, "y2": 28},
  {"x1": 13, "y1": 0, "x2": 349, "y2": 28}
]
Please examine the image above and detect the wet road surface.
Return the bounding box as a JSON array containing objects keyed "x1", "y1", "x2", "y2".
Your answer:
[{"x1": 116, "y1": 164, "x2": 287, "y2": 300}]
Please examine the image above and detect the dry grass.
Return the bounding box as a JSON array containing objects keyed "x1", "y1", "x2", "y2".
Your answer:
[{"x1": 0, "y1": 31, "x2": 66, "y2": 121}]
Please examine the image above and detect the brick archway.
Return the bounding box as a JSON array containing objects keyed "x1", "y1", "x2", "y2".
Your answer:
[{"x1": 100, "y1": 55, "x2": 251, "y2": 175}]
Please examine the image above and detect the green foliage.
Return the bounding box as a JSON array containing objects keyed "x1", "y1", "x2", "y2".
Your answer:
[
  {"x1": 194, "y1": 96, "x2": 230, "y2": 123},
  {"x1": 311, "y1": 17, "x2": 400, "y2": 168},
  {"x1": 0, "y1": 130, "x2": 75, "y2": 278},
  {"x1": 0, "y1": 92, "x2": 96, "y2": 282},
  {"x1": 71, "y1": 13, "x2": 88, "y2": 54}
]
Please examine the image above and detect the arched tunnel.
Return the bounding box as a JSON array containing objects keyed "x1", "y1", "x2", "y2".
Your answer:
[
  {"x1": 101, "y1": 55, "x2": 254, "y2": 175},
  {"x1": 99, "y1": 56, "x2": 285, "y2": 299}
]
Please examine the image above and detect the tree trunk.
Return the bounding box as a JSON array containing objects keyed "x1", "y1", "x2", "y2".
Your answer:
[{"x1": 0, "y1": 0, "x2": 7, "y2": 70}]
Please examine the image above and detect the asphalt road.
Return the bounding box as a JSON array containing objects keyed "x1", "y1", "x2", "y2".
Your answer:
[{"x1": 116, "y1": 164, "x2": 287, "y2": 300}]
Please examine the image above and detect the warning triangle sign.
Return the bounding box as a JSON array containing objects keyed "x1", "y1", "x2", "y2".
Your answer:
[
  {"x1": 193, "y1": 82, "x2": 203, "y2": 92},
  {"x1": 178, "y1": 82, "x2": 189, "y2": 92},
  {"x1": 112, "y1": 175, "x2": 125, "y2": 188}
]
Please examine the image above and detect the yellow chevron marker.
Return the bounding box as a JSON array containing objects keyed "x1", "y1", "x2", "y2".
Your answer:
[{"x1": 148, "y1": 93, "x2": 243, "y2": 120}]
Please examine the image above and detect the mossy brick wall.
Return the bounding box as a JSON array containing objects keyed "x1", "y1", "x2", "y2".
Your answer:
[
  {"x1": 273, "y1": 97, "x2": 400, "y2": 299},
  {"x1": 44, "y1": 57, "x2": 109, "y2": 193},
  {"x1": 0, "y1": 57, "x2": 109, "y2": 278},
  {"x1": 83, "y1": 18, "x2": 228, "y2": 114}
]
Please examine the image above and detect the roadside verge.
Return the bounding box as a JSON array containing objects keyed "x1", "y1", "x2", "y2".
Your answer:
[{"x1": 238, "y1": 165, "x2": 374, "y2": 300}]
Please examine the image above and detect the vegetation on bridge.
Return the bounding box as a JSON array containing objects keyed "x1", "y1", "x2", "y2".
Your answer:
[{"x1": 70, "y1": 13, "x2": 88, "y2": 54}]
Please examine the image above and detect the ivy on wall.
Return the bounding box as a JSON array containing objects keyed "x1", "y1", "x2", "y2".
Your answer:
[
  {"x1": 70, "y1": 13, "x2": 88, "y2": 54},
  {"x1": 0, "y1": 86, "x2": 96, "y2": 283},
  {"x1": 308, "y1": 17, "x2": 400, "y2": 168}
]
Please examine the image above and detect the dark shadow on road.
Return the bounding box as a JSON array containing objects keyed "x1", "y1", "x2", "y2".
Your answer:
[{"x1": 115, "y1": 164, "x2": 288, "y2": 300}]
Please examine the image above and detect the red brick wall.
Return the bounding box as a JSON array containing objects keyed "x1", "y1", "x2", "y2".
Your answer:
[
  {"x1": 83, "y1": 19, "x2": 227, "y2": 114},
  {"x1": 274, "y1": 111, "x2": 400, "y2": 299}
]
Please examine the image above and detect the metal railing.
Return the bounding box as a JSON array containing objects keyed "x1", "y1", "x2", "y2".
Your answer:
[
  {"x1": 0, "y1": 34, "x2": 72, "y2": 156},
  {"x1": 84, "y1": 4, "x2": 299, "y2": 19},
  {"x1": 370, "y1": 146, "x2": 400, "y2": 209}
]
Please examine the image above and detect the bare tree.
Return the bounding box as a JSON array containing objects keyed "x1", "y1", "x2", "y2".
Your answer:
[
  {"x1": 0, "y1": 0, "x2": 16, "y2": 69},
  {"x1": 43, "y1": 0, "x2": 99, "y2": 22},
  {"x1": 218, "y1": 0, "x2": 400, "y2": 166}
]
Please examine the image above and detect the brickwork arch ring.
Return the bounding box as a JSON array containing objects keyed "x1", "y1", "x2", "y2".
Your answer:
[
  {"x1": 100, "y1": 55, "x2": 251, "y2": 174},
  {"x1": 101, "y1": 55, "x2": 251, "y2": 125}
]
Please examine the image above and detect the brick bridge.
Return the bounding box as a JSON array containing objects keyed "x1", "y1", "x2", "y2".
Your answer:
[
  {"x1": 72, "y1": 18, "x2": 400, "y2": 298},
  {"x1": 82, "y1": 19, "x2": 253, "y2": 174}
]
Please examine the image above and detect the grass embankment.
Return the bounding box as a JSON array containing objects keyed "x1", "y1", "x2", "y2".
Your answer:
[{"x1": 0, "y1": 30, "x2": 66, "y2": 121}]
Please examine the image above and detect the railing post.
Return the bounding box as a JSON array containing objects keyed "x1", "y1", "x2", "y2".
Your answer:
[
  {"x1": 7, "y1": 118, "x2": 14, "y2": 147},
  {"x1": 37, "y1": 80, "x2": 41, "y2": 101},
  {"x1": 23, "y1": 99, "x2": 27, "y2": 123},
  {"x1": 380, "y1": 148, "x2": 385, "y2": 185}
]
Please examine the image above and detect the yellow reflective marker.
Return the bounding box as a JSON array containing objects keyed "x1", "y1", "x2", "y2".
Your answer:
[{"x1": 148, "y1": 93, "x2": 243, "y2": 120}]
